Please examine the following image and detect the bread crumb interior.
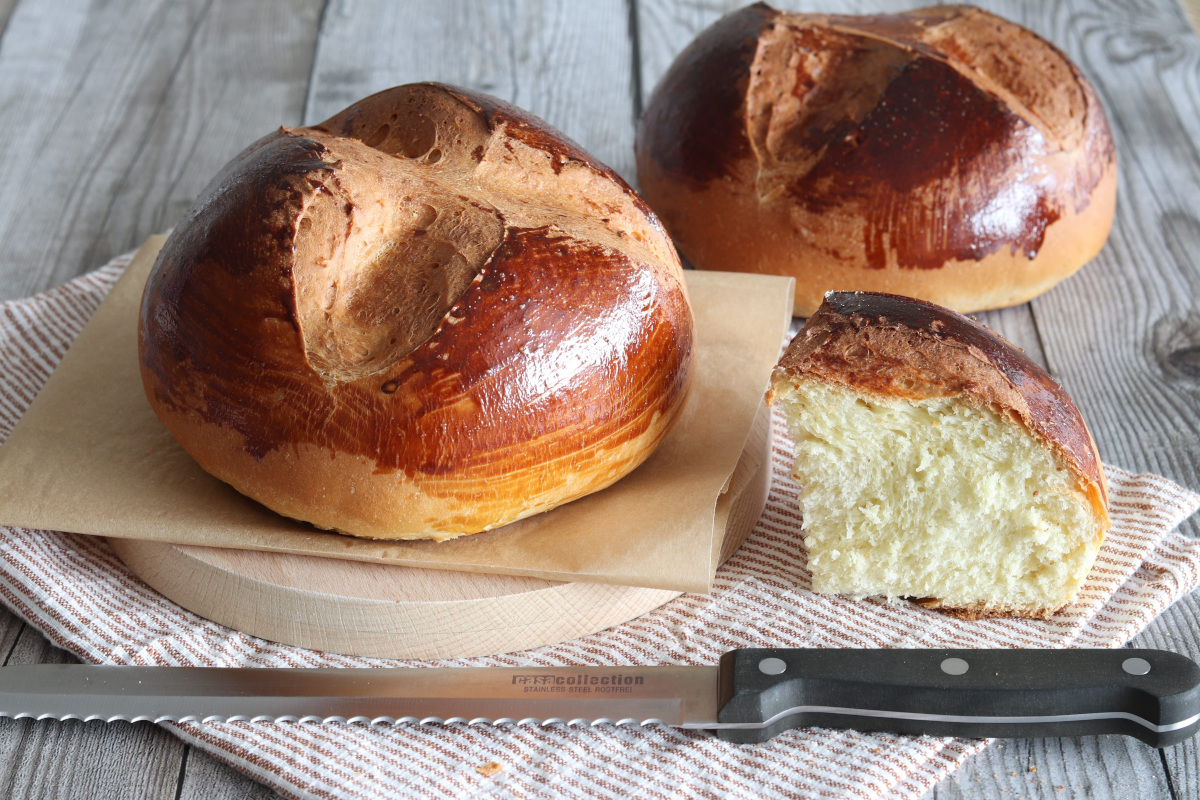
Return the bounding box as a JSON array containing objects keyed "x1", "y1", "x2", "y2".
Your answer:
[{"x1": 773, "y1": 377, "x2": 1101, "y2": 615}]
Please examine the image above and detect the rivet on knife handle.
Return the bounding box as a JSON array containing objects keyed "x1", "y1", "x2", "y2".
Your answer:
[{"x1": 713, "y1": 649, "x2": 1200, "y2": 746}]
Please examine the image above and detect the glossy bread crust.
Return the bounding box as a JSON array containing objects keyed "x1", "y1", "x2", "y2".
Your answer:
[
  {"x1": 139, "y1": 83, "x2": 693, "y2": 540},
  {"x1": 637, "y1": 4, "x2": 1117, "y2": 316}
]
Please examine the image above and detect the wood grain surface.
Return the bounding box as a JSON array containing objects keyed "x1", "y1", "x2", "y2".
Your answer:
[
  {"x1": 0, "y1": 0, "x2": 1197, "y2": 798},
  {"x1": 0, "y1": 0, "x2": 323, "y2": 303},
  {"x1": 306, "y1": 0, "x2": 638, "y2": 181}
]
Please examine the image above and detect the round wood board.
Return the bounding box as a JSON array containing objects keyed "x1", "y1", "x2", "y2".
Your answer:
[{"x1": 109, "y1": 403, "x2": 773, "y2": 659}]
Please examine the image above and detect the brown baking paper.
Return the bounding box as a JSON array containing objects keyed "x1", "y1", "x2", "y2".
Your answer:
[{"x1": 0, "y1": 238, "x2": 793, "y2": 593}]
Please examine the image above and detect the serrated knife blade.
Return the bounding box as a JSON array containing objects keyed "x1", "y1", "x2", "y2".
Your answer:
[
  {"x1": 3, "y1": 649, "x2": 1198, "y2": 746},
  {"x1": 0, "y1": 662, "x2": 717, "y2": 728}
]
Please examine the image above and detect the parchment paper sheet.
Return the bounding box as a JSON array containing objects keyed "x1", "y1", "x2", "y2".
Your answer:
[{"x1": 0, "y1": 237, "x2": 793, "y2": 593}]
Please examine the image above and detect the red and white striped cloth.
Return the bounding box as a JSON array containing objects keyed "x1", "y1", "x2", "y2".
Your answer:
[{"x1": 1, "y1": 252, "x2": 1199, "y2": 800}]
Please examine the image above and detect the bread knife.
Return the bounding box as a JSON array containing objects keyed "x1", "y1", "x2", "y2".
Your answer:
[{"x1": 1, "y1": 649, "x2": 1196, "y2": 746}]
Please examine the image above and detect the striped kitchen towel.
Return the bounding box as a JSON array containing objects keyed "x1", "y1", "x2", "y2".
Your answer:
[{"x1": 0, "y1": 252, "x2": 1198, "y2": 800}]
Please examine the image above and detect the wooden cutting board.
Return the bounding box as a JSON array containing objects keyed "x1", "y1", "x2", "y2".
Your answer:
[{"x1": 109, "y1": 402, "x2": 774, "y2": 659}]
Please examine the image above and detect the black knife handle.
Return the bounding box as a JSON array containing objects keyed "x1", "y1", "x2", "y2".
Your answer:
[{"x1": 715, "y1": 649, "x2": 1200, "y2": 746}]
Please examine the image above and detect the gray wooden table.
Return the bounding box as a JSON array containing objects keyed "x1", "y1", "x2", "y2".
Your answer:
[{"x1": 0, "y1": 0, "x2": 1197, "y2": 797}]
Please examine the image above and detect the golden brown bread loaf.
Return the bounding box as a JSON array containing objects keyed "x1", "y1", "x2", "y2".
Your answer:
[
  {"x1": 637, "y1": 4, "x2": 1117, "y2": 317},
  {"x1": 769, "y1": 291, "x2": 1110, "y2": 618},
  {"x1": 139, "y1": 83, "x2": 694, "y2": 541}
]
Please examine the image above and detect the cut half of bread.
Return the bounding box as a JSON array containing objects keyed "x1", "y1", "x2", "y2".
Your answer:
[{"x1": 769, "y1": 291, "x2": 1110, "y2": 618}]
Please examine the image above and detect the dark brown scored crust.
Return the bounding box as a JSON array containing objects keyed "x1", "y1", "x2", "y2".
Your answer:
[
  {"x1": 637, "y1": 4, "x2": 1117, "y2": 316},
  {"x1": 139, "y1": 83, "x2": 694, "y2": 540}
]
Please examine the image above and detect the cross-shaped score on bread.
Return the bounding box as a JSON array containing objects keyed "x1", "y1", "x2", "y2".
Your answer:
[{"x1": 137, "y1": 83, "x2": 694, "y2": 542}]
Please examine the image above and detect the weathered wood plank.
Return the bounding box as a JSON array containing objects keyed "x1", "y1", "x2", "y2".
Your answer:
[
  {"x1": 305, "y1": 0, "x2": 638, "y2": 182},
  {"x1": 1033, "y1": 0, "x2": 1200, "y2": 530},
  {"x1": 0, "y1": 607, "x2": 23, "y2": 665},
  {"x1": 929, "y1": 737, "x2": 1172, "y2": 800},
  {"x1": 178, "y1": 750, "x2": 283, "y2": 800},
  {"x1": 0, "y1": 0, "x2": 324, "y2": 302},
  {"x1": 0, "y1": 627, "x2": 186, "y2": 800},
  {"x1": 928, "y1": 738, "x2": 1172, "y2": 800},
  {"x1": 0, "y1": 0, "x2": 324, "y2": 797}
]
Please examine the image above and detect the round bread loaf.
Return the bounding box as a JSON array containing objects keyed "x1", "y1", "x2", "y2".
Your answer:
[
  {"x1": 139, "y1": 83, "x2": 694, "y2": 541},
  {"x1": 769, "y1": 291, "x2": 1110, "y2": 618},
  {"x1": 636, "y1": 4, "x2": 1117, "y2": 317}
]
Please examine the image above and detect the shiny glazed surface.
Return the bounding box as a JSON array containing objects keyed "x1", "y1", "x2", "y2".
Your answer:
[
  {"x1": 637, "y1": 3, "x2": 1117, "y2": 315},
  {"x1": 139, "y1": 83, "x2": 693, "y2": 539}
]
